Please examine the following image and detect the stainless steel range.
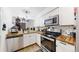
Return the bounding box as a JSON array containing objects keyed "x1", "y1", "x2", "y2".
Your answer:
[{"x1": 41, "y1": 31, "x2": 61, "y2": 52}]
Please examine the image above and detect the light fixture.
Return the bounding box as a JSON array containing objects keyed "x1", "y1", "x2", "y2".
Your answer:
[{"x1": 23, "y1": 9, "x2": 30, "y2": 14}]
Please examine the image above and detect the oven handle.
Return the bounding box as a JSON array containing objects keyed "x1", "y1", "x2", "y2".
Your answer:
[{"x1": 41, "y1": 35, "x2": 55, "y2": 41}]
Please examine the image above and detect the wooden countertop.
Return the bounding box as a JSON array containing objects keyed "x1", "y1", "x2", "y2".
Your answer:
[
  {"x1": 6, "y1": 31, "x2": 23, "y2": 39},
  {"x1": 6, "y1": 31, "x2": 43, "y2": 39},
  {"x1": 56, "y1": 35, "x2": 76, "y2": 45},
  {"x1": 23, "y1": 31, "x2": 43, "y2": 34},
  {"x1": 6, "y1": 31, "x2": 75, "y2": 45}
]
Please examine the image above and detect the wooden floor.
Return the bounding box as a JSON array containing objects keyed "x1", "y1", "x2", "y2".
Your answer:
[{"x1": 17, "y1": 44, "x2": 43, "y2": 52}]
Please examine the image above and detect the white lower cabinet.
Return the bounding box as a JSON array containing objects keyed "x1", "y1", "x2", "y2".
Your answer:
[
  {"x1": 23, "y1": 35, "x2": 30, "y2": 47},
  {"x1": 35, "y1": 34, "x2": 41, "y2": 46},
  {"x1": 23, "y1": 33, "x2": 41, "y2": 47},
  {"x1": 7, "y1": 37, "x2": 23, "y2": 52},
  {"x1": 65, "y1": 43, "x2": 75, "y2": 52},
  {"x1": 18, "y1": 37, "x2": 24, "y2": 49},
  {"x1": 7, "y1": 33, "x2": 41, "y2": 52},
  {"x1": 13, "y1": 37, "x2": 23, "y2": 51},
  {"x1": 23, "y1": 34, "x2": 36, "y2": 47},
  {"x1": 13, "y1": 38, "x2": 19, "y2": 51},
  {"x1": 56, "y1": 40, "x2": 75, "y2": 52},
  {"x1": 7, "y1": 38, "x2": 14, "y2": 52}
]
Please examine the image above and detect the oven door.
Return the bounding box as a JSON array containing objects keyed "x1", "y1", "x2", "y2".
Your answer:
[{"x1": 41, "y1": 36, "x2": 56, "y2": 52}]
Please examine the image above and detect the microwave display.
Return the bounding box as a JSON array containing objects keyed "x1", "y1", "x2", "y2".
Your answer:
[{"x1": 52, "y1": 17, "x2": 57, "y2": 23}]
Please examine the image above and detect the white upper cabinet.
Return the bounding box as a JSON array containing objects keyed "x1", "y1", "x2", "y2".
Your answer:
[
  {"x1": 42, "y1": 8, "x2": 59, "y2": 21},
  {"x1": 59, "y1": 7, "x2": 75, "y2": 25},
  {"x1": 42, "y1": 7, "x2": 75, "y2": 26}
]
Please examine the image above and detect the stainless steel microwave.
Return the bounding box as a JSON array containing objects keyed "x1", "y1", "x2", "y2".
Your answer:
[{"x1": 44, "y1": 15, "x2": 59, "y2": 26}]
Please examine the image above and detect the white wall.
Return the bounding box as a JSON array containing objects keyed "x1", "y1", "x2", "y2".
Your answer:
[
  {"x1": 0, "y1": 7, "x2": 30, "y2": 31},
  {"x1": 59, "y1": 7, "x2": 75, "y2": 25},
  {"x1": 34, "y1": 17, "x2": 44, "y2": 27},
  {"x1": 1, "y1": 7, "x2": 45, "y2": 28},
  {"x1": 0, "y1": 8, "x2": 1, "y2": 34},
  {"x1": 76, "y1": 8, "x2": 79, "y2": 52},
  {"x1": 9, "y1": 8, "x2": 26, "y2": 18},
  {"x1": 0, "y1": 7, "x2": 1, "y2": 51},
  {"x1": 0, "y1": 7, "x2": 57, "y2": 27},
  {"x1": 0, "y1": 8, "x2": 12, "y2": 51},
  {"x1": 1, "y1": 8, "x2": 14, "y2": 31}
]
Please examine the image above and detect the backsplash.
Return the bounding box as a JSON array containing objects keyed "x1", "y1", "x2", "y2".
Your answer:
[{"x1": 49, "y1": 26, "x2": 76, "y2": 35}]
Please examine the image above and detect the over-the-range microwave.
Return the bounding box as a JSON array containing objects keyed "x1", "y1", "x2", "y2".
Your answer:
[{"x1": 44, "y1": 15, "x2": 59, "y2": 26}]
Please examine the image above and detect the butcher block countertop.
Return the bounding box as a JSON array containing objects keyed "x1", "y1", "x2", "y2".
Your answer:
[
  {"x1": 6, "y1": 31, "x2": 23, "y2": 39},
  {"x1": 6, "y1": 31, "x2": 75, "y2": 45},
  {"x1": 23, "y1": 31, "x2": 43, "y2": 34},
  {"x1": 6, "y1": 31, "x2": 43, "y2": 39},
  {"x1": 56, "y1": 35, "x2": 76, "y2": 45}
]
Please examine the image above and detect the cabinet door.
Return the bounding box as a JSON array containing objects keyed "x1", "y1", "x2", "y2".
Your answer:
[
  {"x1": 7, "y1": 39, "x2": 14, "y2": 52},
  {"x1": 23, "y1": 34, "x2": 36, "y2": 47},
  {"x1": 13, "y1": 37, "x2": 23, "y2": 51},
  {"x1": 56, "y1": 40, "x2": 66, "y2": 52},
  {"x1": 23, "y1": 34, "x2": 30, "y2": 47},
  {"x1": 13, "y1": 38, "x2": 19, "y2": 51},
  {"x1": 59, "y1": 7, "x2": 75, "y2": 25},
  {"x1": 56, "y1": 40, "x2": 75, "y2": 52},
  {"x1": 36, "y1": 34, "x2": 41, "y2": 46},
  {"x1": 7, "y1": 37, "x2": 23, "y2": 52},
  {"x1": 18, "y1": 37, "x2": 23, "y2": 49},
  {"x1": 56, "y1": 44, "x2": 65, "y2": 52},
  {"x1": 65, "y1": 43, "x2": 75, "y2": 52},
  {"x1": 28, "y1": 34, "x2": 36, "y2": 44}
]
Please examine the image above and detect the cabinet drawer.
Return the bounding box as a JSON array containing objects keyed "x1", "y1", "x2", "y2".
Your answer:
[
  {"x1": 56, "y1": 40, "x2": 75, "y2": 52},
  {"x1": 56, "y1": 40, "x2": 66, "y2": 46}
]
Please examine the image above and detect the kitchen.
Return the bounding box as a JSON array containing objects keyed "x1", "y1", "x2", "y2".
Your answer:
[{"x1": 0, "y1": 7, "x2": 78, "y2": 52}]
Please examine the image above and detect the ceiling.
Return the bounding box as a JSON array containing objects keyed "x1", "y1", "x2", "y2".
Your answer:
[
  {"x1": 6, "y1": 7, "x2": 55, "y2": 19},
  {"x1": 23, "y1": 7, "x2": 47, "y2": 18}
]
